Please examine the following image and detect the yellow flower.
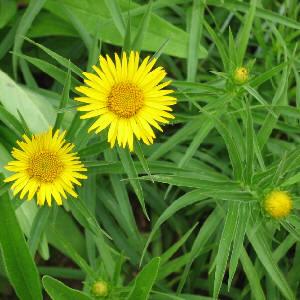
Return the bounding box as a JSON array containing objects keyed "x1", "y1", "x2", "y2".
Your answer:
[
  {"x1": 4, "y1": 129, "x2": 87, "y2": 206},
  {"x1": 75, "y1": 51, "x2": 176, "y2": 151},
  {"x1": 264, "y1": 190, "x2": 292, "y2": 219},
  {"x1": 233, "y1": 67, "x2": 249, "y2": 84},
  {"x1": 91, "y1": 280, "x2": 109, "y2": 297}
]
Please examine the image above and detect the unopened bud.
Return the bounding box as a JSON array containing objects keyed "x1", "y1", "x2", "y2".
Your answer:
[
  {"x1": 233, "y1": 67, "x2": 249, "y2": 84},
  {"x1": 91, "y1": 280, "x2": 109, "y2": 297}
]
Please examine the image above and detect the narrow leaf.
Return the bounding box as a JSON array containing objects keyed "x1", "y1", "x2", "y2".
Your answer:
[
  {"x1": 118, "y1": 147, "x2": 148, "y2": 219},
  {"x1": 43, "y1": 275, "x2": 92, "y2": 300},
  {"x1": 127, "y1": 257, "x2": 160, "y2": 300},
  {"x1": 213, "y1": 202, "x2": 239, "y2": 298},
  {"x1": 54, "y1": 64, "x2": 71, "y2": 130},
  {"x1": 0, "y1": 193, "x2": 42, "y2": 300}
]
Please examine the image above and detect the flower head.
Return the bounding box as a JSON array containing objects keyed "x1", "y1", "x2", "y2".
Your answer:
[
  {"x1": 91, "y1": 280, "x2": 109, "y2": 298},
  {"x1": 264, "y1": 190, "x2": 292, "y2": 219},
  {"x1": 4, "y1": 129, "x2": 87, "y2": 206},
  {"x1": 75, "y1": 51, "x2": 176, "y2": 151},
  {"x1": 233, "y1": 67, "x2": 249, "y2": 84}
]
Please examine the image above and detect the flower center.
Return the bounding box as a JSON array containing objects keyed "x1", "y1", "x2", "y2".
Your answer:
[
  {"x1": 107, "y1": 82, "x2": 144, "y2": 118},
  {"x1": 27, "y1": 151, "x2": 64, "y2": 183}
]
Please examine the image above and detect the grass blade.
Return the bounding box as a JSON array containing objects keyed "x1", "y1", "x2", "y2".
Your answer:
[
  {"x1": 187, "y1": 0, "x2": 204, "y2": 81},
  {"x1": 54, "y1": 64, "x2": 71, "y2": 130},
  {"x1": 28, "y1": 206, "x2": 51, "y2": 257},
  {"x1": 118, "y1": 147, "x2": 148, "y2": 219},
  {"x1": 105, "y1": 0, "x2": 126, "y2": 37},
  {"x1": 236, "y1": 0, "x2": 257, "y2": 65},
  {"x1": 12, "y1": 0, "x2": 47, "y2": 77},
  {"x1": 23, "y1": 37, "x2": 83, "y2": 77},
  {"x1": 213, "y1": 202, "x2": 239, "y2": 298},
  {"x1": 43, "y1": 275, "x2": 92, "y2": 300},
  {"x1": 140, "y1": 190, "x2": 207, "y2": 265},
  {"x1": 228, "y1": 203, "x2": 250, "y2": 288},
  {"x1": 127, "y1": 257, "x2": 160, "y2": 300},
  {"x1": 240, "y1": 247, "x2": 266, "y2": 300},
  {"x1": 0, "y1": 193, "x2": 42, "y2": 300},
  {"x1": 132, "y1": 0, "x2": 153, "y2": 51},
  {"x1": 248, "y1": 226, "x2": 295, "y2": 300}
]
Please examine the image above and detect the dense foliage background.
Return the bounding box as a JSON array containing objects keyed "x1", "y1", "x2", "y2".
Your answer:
[{"x1": 0, "y1": 0, "x2": 300, "y2": 299}]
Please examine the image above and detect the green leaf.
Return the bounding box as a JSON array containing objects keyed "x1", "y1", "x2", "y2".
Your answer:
[
  {"x1": 240, "y1": 247, "x2": 266, "y2": 300},
  {"x1": 54, "y1": 64, "x2": 71, "y2": 130},
  {"x1": 12, "y1": 52, "x2": 81, "y2": 90},
  {"x1": 0, "y1": 19, "x2": 18, "y2": 60},
  {"x1": 0, "y1": 106, "x2": 24, "y2": 137},
  {"x1": 249, "y1": 62, "x2": 287, "y2": 87},
  {"x1": 127, "y1": 257, "x2": 160, "y2": 300},
  {"x1": 0, "y1": 0, "x2": 17, "y2": 28},
  {"x1": 123, "y1": 6, "x2": 132, "y2": 52},
  {"x1": 257, "y1": 65, "x2": 288, "y2": 150},
  {"x1": 243, "y1": 85, "x2": 277, "y2": 118},
  {"x1": 228, "y1": 27, "x2": 237, "y2": 66},
  {"x1": 78, "y1": 141, "x2": 109, "y2": 158},
  {"x1": 244, "y1": 100, "x2": 254, "y2": 184},
  {"x1": 45, "y1": 0, "x2": 207, "y2": 59},
  {"x1": 104, "y1": 148, "x2": 141, "y2": 250},
  {"x1": 68, "y1": 199, "x2": 115, "y2": 278},
  {"x1": 160, "y1": 223, "x2": 198, "y2": 265},
  {"x1": 206, "y1": 0, "x2": 300, "y2": 30},
  {"x1": 24, "y1": 37, "x2": 83, "y2": 77},
  {"x1": 149, "y1": 118, "x2": 203, "y2": 160},
  {"x1": 203, "y1": 20, "x2": 229, "y2": 71},
  {"x1": 48, "y1": 224, "x2": 93, "y2": 277},
  {"x1": 228, "y1": 203, "x2": 250, "y2": 287},
  {"x1": 28, "y1": 206, "x2": 51, "y2": 257},
  {"x1": 248, "y1": 227, "x2": 295, "y2": 300},
  {"x1": 213, "y1": 202, "x2": 239, "y2": 298},
  {"x1": 200, "y1": 108, "x2": 243, "y2": 180},
  {"x1": 0, "y1": 193, "x2": 42, "y2": 300},
  {"x1": 46, "y1": 209, "x2": 87, "y2": 260},
  {"x1": 132, "y1": 0, "x2": 153, "y2": 51},
  {"x1": 158, "y1": 254, "x2": 190, "y2": 280},
  {"x1": 0, "y1": 69, "x2": 53, "y2": 133},
  {"x1": 236, "y1": 0, "x2": 257, "y2": 65},
  {"x1": 187, "y1": 0, "x2": 204, "y2": 81},
  {"x1": 134, "y1": 141, "x2": 153, "y2": 179},
  {"x1": 282, "y1": 173, "x2": 300, "y2": 187},
  {"x1": 19, "y1": 58, "x2": 38, "y2": 89},
  {"x1": 141, "y1": 190, "x2": 207, "y2": 265},
  {"x1": 178, "y1": 118, "x2": 214, "y2": 168},
  {"x1": 12, "y1": 0, "x2": 47, "y2": 77},
  {"x1": 177, "y1": 208, "x2": 222, "y2": 293},
  {"x1": 118, "y1": 147, "x2": 148, "y2": 219},
  {"x1": 87, "y1": 29, "x2": 101, "y2": 71},
  {"x1": 42, "y1": 275, "x2": 92, "y2": 300},
  {"x1": 105, "y1": 0, "x2": 126, "y2": 37},
  {"x1": 61, "y1": 4, "x2": 92, "y2": 50}
]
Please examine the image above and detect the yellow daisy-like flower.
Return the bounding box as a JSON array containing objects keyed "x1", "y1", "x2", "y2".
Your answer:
[
  {"x1": 75, "y1": 51, "x2": 176, "y2": 151},
  {"x1": 4, "y1": 129, "x2": 87, "y2": 206},
  {"x1": 264, "y1": 190, "x2": 292, "y2": 219}
]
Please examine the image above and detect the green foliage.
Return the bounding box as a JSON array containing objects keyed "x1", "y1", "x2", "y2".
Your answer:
[
  {"x1": 42, "y1": 275, "x2": 93, "y2": 300},
  {"x1": 0, "y1": 193, "x2": 42, "y2": 300},
  {"x1": 0, "y1": 0, "x2": 300, "y2": 299},
  {"x1": 127, "y1": 257, "x2": 160, "y2": 300}
]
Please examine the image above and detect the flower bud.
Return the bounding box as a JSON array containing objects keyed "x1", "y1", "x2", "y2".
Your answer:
[
  {"x1": 233, "y1": 67, "x2": 249, "y2": 84},
  {"x1": 91, "y1": 280, "x2": 109, "y2": 297},
  {"x1": 264, "y1": 190, "x2": 292, "y2": 219}
]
